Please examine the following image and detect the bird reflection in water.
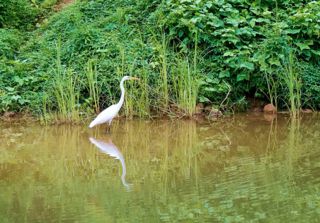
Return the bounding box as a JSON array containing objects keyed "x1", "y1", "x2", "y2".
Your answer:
[{"x1": 89, "y1": 137, "x2": 132, "y2": 191}]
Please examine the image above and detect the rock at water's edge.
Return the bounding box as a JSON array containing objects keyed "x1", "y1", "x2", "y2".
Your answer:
[{"x1": 263, "y1": 104, "x2": 277, "y2": 113}]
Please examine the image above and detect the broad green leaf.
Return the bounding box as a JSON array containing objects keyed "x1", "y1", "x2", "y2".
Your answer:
[
  {"x1": 285, "y1": 29, "x2": 301, "y2": 34},
  {"x1": 204, "y1": 87, "x2": 218, "y2": 92},
  {"x1": 199, "y1": 96, "x2": 210, "y2": 103},
  {"x1": 239, "y1": 62, "x2": 254, "y2": 70},
  {"x1": 255, "y1": 18, "x2": 271, "y2": 23},
  {"x1": 311, "y1": 50, "x2": 320, "y2": 56},
  {"x1": 219, "y1": 71, "x2": 230, "y2": 78},
  {"x1": 5, "y1": 87, "x2": 15, "y2": 92},
  {"x1": 236, "y1": 73, "x2": 249, "y2": 82},
  {"x1": 205, "y1": 78, "x2": 219, "y2": 84},
  {"x1": 223, "y1": 51, "x2": 234, "y2": 57},
  {"x1": 269, "y1": 57, "x2": 281, "y2": 66},
  {"x1": 295, "y1": 42, "x2": 311, "y2": 50},
  {"x1": 11, "y1": 95, "x2": 21, "y2": 101}
]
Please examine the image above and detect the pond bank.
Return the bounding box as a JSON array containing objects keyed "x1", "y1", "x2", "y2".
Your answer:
[{"x1": 1, "y1": 108, "x2": 318, "y2": 126}]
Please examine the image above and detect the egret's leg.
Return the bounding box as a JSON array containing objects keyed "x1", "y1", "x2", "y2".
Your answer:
[
  {"x1": 105, "y1": 120, "x2": 112, "y2": 134},
  {"x1": 105, "y1": 125, "x2": 112, "y2": 133}
]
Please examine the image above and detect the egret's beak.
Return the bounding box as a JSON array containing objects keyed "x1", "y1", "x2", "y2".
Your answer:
[{"x1": 130, "y1": 77, "x2": 140, "y2": 81}]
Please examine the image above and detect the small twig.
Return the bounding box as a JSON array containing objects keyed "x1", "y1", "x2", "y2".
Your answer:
[{"x1": 219, "y1": 81, "x2": 232, "y2": 108}]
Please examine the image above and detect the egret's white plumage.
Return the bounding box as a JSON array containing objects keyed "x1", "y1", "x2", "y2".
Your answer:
[
  {"x1": 89, "y1": 137, "x2": 131, "y2": 190},
  {"x1": 89, "y1": 76, "x2": 139, "y2": 128}
]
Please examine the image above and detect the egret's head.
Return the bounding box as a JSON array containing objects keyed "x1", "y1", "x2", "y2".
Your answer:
[{"x1": 123, "y1": 76, "x2": 140, "y2": 81}]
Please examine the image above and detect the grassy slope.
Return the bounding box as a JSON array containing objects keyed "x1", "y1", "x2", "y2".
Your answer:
[{"x1": 16, "y1": 0, "x2": 203, "y2": 121}]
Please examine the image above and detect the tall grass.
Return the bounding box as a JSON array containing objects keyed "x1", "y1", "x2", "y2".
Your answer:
[
  {"x1": 149, "y1": 33, "x2": 201, "y2": 117},
  {"x1": 137, "y1": 67, "x2": 151, "y2": 117},
  {"x1": 280, "y1": 49, "x2": 301, "y2": 118},
  {"x1": 40, "y1": 93, "x2": 49, "y2": 125},
  {"x1": 85, "y1": 59, "x2": 100, "y2": 114},
  {"x1": 152, "y1": 32, "x2": 170, "y2": 111},
  {"x1": 159, "y1": 33, "x2": 169, "y2": 110},
  {"x1": 113, "y1": 43, "x2": 151, "y2": 119},
  {"x1": 116, "y1": 45, "x2": 135, "y2": 119},
  {"x1": 53, "y1": 67, "x2": 80, "y2": 122},
  {"x1": 41, "y1": 33, "x2": 202, "y2": 123},
  {"x1": 172, "y1": 54, "x2": 199, "y2": 117},
  {"x1": 42, "y1": 40, "x2": 81, "y2": 123},
  {"x1": 125, "y1": 66, "x2": 151, "y2": 118}
]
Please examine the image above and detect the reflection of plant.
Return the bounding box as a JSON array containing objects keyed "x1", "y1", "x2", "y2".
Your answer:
[
  {"x1": 1, "y1": 0, "x2": 320, "y2": 117},
  {"x1": 1, "y1": 119, "x2": 320, "y2": 222}
]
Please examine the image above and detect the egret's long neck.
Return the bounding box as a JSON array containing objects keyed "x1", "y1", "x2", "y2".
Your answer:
[{"x1": 117, "y1": 79, "x2": 125, "y2": 107}]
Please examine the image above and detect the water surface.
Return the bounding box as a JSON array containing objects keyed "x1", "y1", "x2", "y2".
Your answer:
[{"x1": 1, "y1": 114, "x2": 320, "y2": 222}]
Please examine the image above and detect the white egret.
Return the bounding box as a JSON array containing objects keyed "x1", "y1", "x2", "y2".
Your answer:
[
  {"x1": 89, "y1": 76, "x2": 139, "y2": 129},
  {"x1": 89, "y1": 137, "x2": 131, "y2": 190}
]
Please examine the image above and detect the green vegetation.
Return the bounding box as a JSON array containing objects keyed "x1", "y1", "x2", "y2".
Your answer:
[
  {"x1": 50, "y1": 40, "x2": 81, "y2": 123},
  {"x1": 0, "y1": 0, "x2": 320, "y2": 121},
  {"x1": 280, "y1": 49, "x2": 302, "y2": 118}
]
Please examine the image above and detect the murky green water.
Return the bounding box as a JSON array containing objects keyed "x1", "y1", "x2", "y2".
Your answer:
[{"x1": 1, "y1": 114, "x2": 320, "y2": 222}]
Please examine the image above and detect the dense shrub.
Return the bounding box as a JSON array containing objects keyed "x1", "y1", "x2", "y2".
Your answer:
[
  {"x1": 0, "y1": 0, "x2": 60, "y2": 113},
  {"x1": 0, "y1": 29, "x2": 23, "y2": 58},
  {"x1": 0, "y1": 0, "x2": 59, "y2": 29},
  {"x1": 0, "y1": 0, "x2": 39, "y2": 30},
  {"x1": 160, "y1": 0, "x2": 320, "y2": 105},
  {"x1": 300, "y1": 63, "x2": 320, "y2": 110}
]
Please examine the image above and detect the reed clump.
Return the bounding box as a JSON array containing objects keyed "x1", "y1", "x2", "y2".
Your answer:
[
  {"x1": 280, "y1": 49, "x2": 301, "y2": 118},
  {"x1": 85, "y1": 59, "x2": 100, "y2": 114},
  {"x1": 41, "y1": 41, "x2": 81, "y2": 124}
]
